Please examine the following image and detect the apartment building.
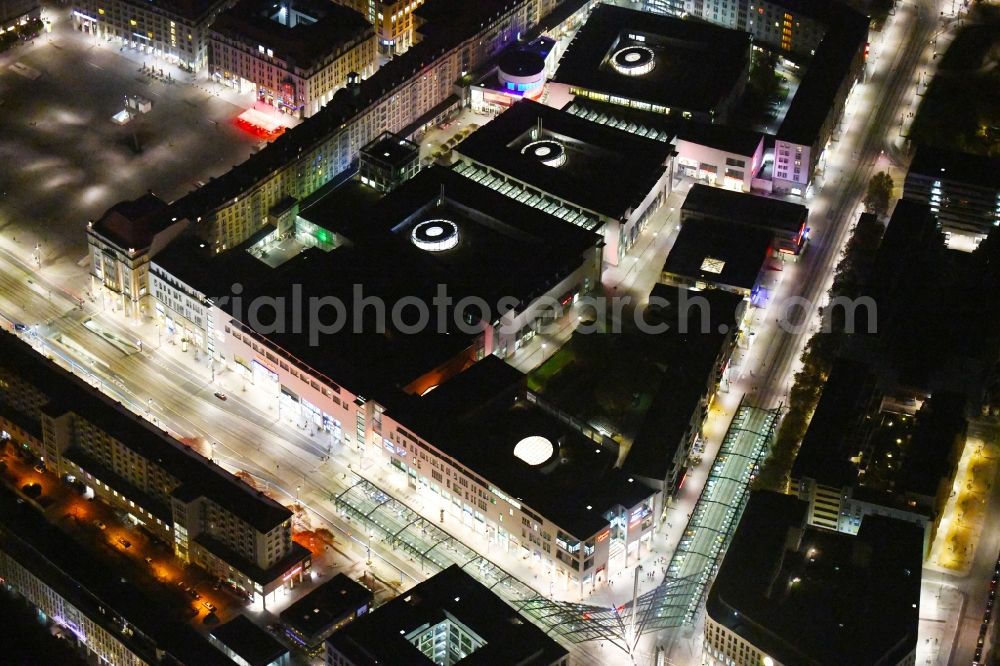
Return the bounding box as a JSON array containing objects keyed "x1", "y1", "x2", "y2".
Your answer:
[
  {"x1": 0, "y1": 487, "x2": 233, "y2": 666},
  {"x1": 771, "y1": 6, "x2": 868, "y2": 194},
  {"x1": 209, "y1": 0, "x2": 376, "y2": 117},
  {"x1": 0, "y1": 332, "x2": 310, "y2": 609},
  {"x1": 644, "y1": 0, "x2": 827, "y2": 57},
  {"x1": 747, "y1": 0, "x2": 826, "y2": 56},
  {"x1": 72, "y1": 0, "x2": 234, "y2": 70}
]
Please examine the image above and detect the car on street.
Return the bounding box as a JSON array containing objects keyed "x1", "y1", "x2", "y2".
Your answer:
[
  {"x1": 214, "y1": 392, "x2": 227, "y2": 401},
  {"x1": 188, "y1": 588, "x2": 201, "y2": 600},
  {"x1": 118, "y1": 538, "x2": 131, "y2": 548},
  {"x1": 144, "y1": 556, "x2": 153, "y2": 564},
  {"x1": 93, "y1": 520, "x2": 106, "y2": 530},
  {"x1": 203, "y1": 602, "x2": 217, "y2": 613}
]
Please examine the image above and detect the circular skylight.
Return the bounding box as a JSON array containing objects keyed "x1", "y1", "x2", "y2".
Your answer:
[
  {"x1": 611, "y1": 46, "x2": 655, "y2": 76},
  {"x1": 514, "y1": 436, "x2": 554, "y2": 466},
  {"x1": 411, "y1": 219, "x2": 459, "y2": 252},
  {"x1": 521, "y1": 139, "x2": 566, "y2": 168}
]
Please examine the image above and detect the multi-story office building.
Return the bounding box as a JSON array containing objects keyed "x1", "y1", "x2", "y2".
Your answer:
[
  {"x1": 549, "y1": 5, "x2": 750, "y2": 124},
  {"x1": 704, "y1": 491, "x2": 922, "y2": 666},
  {"x1": 71, "y1": 0, "x2": 235, "y2": 70},
  {"x1": 791, "y1": 357, "x2": 966, "y2": 558},
  {"x1": 209, "y1": 0, "x2": 376, "y2": 117},
  {"x1": 0, "y1": 331, "x2": 310, "y2": 609},
  {"x1": 86, "y1": 193, "x2": 189, "y2": 320},
  {"x1": 326, "y1": 565, "x2": 569, "y2": 665},
  {"x1": 279, "y1": 574, "x2": 373, "y2": 654},
  {"x1": 903, "y1": 145, "x2": 1000, "y2": 239},
  {"x1": 0, "y1": 486, "x2": 234, "y2": 666},
  {"x1": 209, "y1": 615, "x2": 290, "y2": 666},
  {"x1": 453, "y1": 99, "x2": 675, "y2": 265}
]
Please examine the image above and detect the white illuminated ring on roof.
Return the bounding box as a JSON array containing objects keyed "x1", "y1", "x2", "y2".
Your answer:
[
  {"x1": 411, "y1": 219, "x2": 459, "y2": 252},
  {"x1": 611, "y1": 46, "x2": 655, "y2": 76},
  {"x1": 521, "y1": 139, "x2": 566, "y2": 167},
  {"x1": 514, "y1": 436, "x2": 554, "y2": 466}
]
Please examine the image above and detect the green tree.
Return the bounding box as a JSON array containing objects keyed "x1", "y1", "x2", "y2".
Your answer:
[{"x1": 864, "y1": 171, "x2": 894, "y2": 217}]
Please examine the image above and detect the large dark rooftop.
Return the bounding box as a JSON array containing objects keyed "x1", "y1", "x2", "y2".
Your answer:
[
  {"x1": 326, "y1": 565, "x2": 568, "y2": 666},
  {"x1": 210, "y1": 614, "x2": 288, "y2": 666},
  {"x1": 907, "y1": 145, "x2": 1000, "y2": 189},
  {"x1": 155, "y1": 166, "x2": 600, "y2": 403},
  {"x1": 706, "y1": 491, "x2": 922, "y2": 666},
  {"x1": 791, "y1": 357, "x2": 877, "y2": 487},
  {"x1": 552, "y1": 4, "x2": 750, "y2": 115},
  {"x1": 681, "y1": 184, "x2": 808, "y2": 238},
  {"x1": 456, "y1": 99, "x2": 673, "y2": 220},
  {"x1": 663, "y1": 218, "x2": 773, "y2": 293},
  {"x1": 210, "y1": 0, "x2": 372, "y2": 72},
  {"x1": 403, "y1": 356, "x2": 654, "y2": 539},
  {"x1": 279, "y1": 574, "x2": 373, "y2": 641}
]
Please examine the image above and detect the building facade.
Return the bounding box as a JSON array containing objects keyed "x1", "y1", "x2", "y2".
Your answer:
[
  {"x1": 902, "y1": 146, "x2": 1000, "y2": 238},
  {"x1": 87, "y1": 194, "x2": 189, "y2": 321},
  {"x1": 209, "y1": 0, "x2": 377, "y2": 117},
  {"x1": 72, "y1": 0, "x2": 234, "y2": 70},
  {"x1": 0, "y1": 333, "x2": 309, "y2": 609}
]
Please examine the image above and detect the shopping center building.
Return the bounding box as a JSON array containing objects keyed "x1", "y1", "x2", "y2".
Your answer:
[
  {"x1": 548, "y1": 5, "x2": 750, "y2": 124},
  {"x1": 141, "y1": 164, "x2": 706, "y2": 592},
  {"x1": 453, "y1": 99, "x2": 675, "y2": 265}
]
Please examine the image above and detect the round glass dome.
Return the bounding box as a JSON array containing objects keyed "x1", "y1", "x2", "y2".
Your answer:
[{"x1": 514, "y1": 436, "x2": 554, "y2": 466}]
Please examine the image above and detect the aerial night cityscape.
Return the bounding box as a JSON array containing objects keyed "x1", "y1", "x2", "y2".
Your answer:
[{"x1": 0, "y1": 0, "x2": 999, "y2": 662}]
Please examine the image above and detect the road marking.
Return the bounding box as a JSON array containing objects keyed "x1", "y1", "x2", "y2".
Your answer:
[{"x1": 87, "y1": 61, "x2": 103, "y2": 70}]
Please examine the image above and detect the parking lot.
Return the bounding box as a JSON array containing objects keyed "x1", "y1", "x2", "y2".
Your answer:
[{"x1": 0, "y1": 9, "x2": 262, "y2": 270}]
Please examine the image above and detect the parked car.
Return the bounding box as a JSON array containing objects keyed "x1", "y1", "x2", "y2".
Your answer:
[{"x1": 203, "y1": 602, "x2": 217, "y2": 613}]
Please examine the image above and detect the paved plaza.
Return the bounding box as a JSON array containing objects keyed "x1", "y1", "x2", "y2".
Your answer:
[{"x1": 0, "y1": 8, "x2": 264, "y2": 268}]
